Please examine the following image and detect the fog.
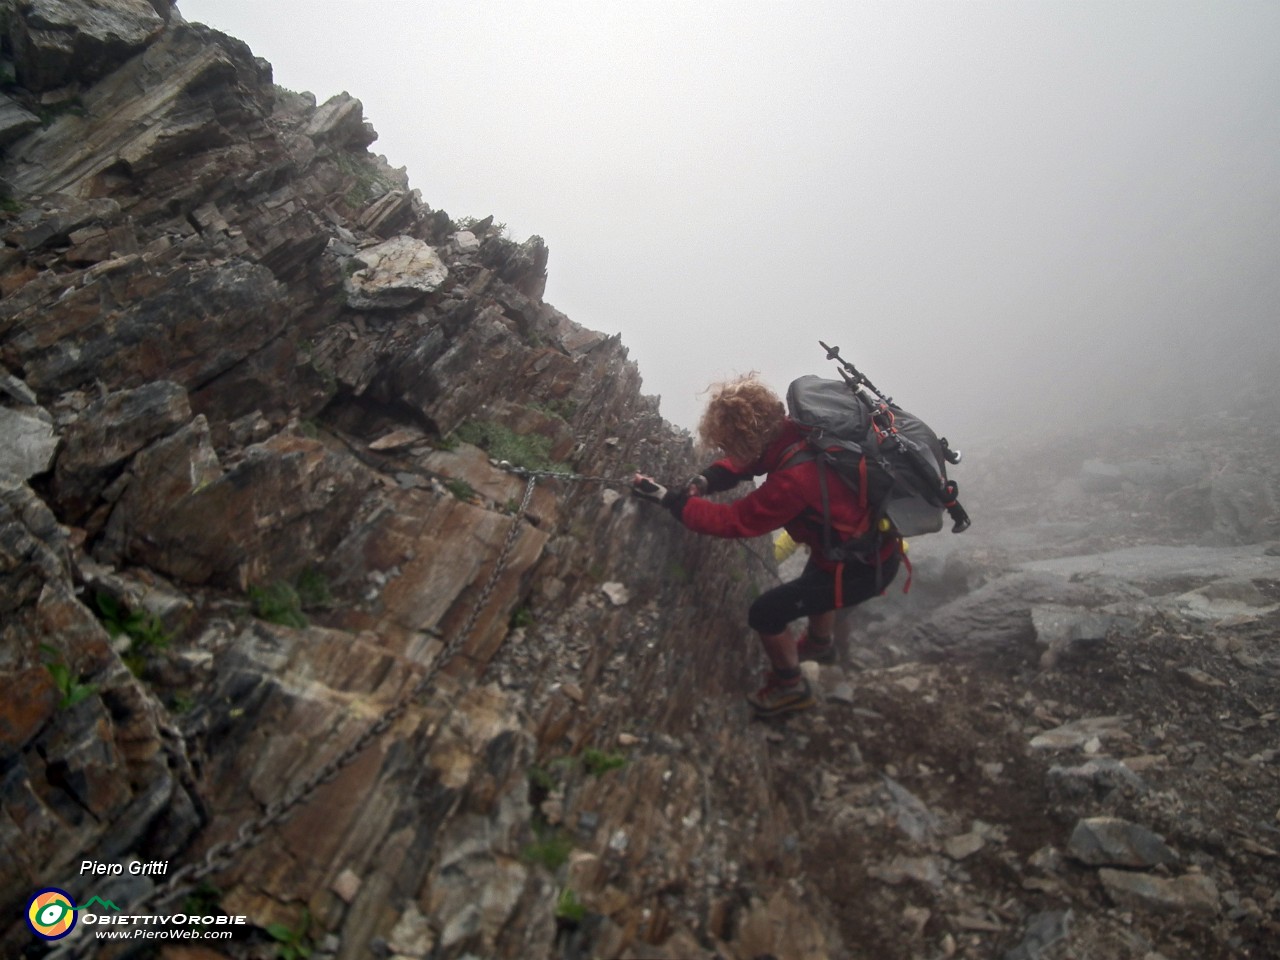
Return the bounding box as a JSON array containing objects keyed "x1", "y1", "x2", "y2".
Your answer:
[{"x1": 177, "y1": 1, "x2": 1280, "y2": 444}]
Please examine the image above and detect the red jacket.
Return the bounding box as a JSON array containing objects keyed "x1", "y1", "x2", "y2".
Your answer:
[{"x1": 679, "y1": 419, "x2": 885, "y2": 573}]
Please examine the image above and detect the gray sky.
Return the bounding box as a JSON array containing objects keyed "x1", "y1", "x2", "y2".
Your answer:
[{"x1": 176, "y1": 1, "x2": 1280, "y2": 442}]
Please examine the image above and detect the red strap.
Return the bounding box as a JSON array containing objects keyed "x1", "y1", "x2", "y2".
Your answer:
[{"x1": 833, "y1": 561, "x2": 845, "y2": 608}]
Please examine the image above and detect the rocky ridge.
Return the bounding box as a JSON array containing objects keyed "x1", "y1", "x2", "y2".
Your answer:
[{"x1": 2, "y1": 4, "x2": 1279, "y2": 960}]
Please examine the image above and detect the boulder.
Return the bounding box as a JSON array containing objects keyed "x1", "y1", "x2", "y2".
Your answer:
[
  {"x1": 1067, "y1": 817, "x2": 1177, "y2": 868},
  {"x1": 0, "y1": 404, "x2": 57, "y2": 480},
  {"x1": 1210, "y1": 470, "x2": 1277, "y2": 542},
  {"x1": 304, "y1": 91, "x2": 377, "y2": 148},
  {"x1": 1097, "y1": 868, "x2": 1219, "y2": 916},
  {"x1": 344, "y1": 236, "x2": 448, "y2": 310}
]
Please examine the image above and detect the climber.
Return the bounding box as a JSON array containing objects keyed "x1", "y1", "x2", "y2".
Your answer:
[{"x1": 631, "y1": 374, "x2": 900, "y2": 718}]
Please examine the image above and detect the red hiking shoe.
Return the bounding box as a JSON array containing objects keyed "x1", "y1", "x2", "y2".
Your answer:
[{"x1": 746, "y1": 671, "x2": 816, "y2": 718}]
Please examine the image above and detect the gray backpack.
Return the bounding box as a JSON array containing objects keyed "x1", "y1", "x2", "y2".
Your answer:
[{"x1": 784, "y1": 370, "x2": 969, "y2": 562}]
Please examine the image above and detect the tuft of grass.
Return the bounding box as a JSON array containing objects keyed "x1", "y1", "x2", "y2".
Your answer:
[
  {"x1": 453, "y1": 419, "x2": 564, "y2": 472},
  {"x1": 581, "y1": 748, "x2": 627, "y2": 777},
  {"x1": 39, "y1": 645, "x2": 97, "y2": 709},
  {"x1": 521, "y1": 831, "x2": 573, "y2": 872},
  {"x1": 295, "y1": 567, "x2": 332, "y2": 611},
  {"x1": 93, "y1": 593, "x2": 170, "y2": 676},
  {"x1": 533, "y1": 398, "x2": 577, "y2": 422},
  {"x1": 556, "y1": 887, "x2": 587, "y2": 924},
  {"x1": 249, "y1": 582, "x2": 308, "y2": 629},
  {"x1": 182, "y1": 880, "x2": 222, "y2": 916},
  {"x1": 443, "y1": 477, "x2": 476, "y2": 501},
  {"x1": 266, "y1": 908, "x2": 313, "y2": 960},
  {"x1": 509, "y1": 605, "x2": 535, "y2": 629}
]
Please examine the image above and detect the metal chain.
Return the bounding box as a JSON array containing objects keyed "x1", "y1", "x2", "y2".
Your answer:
[
  {"x1": 125, "y1": 475, "x2": 540, "y2": 920},
  {"x1": 496, "y1": 460, "x2": 632, "y2": 486}
]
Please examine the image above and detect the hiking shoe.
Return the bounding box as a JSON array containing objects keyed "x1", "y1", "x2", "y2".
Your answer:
[
  {"x1": 747, "y1": 672, "x2": 816, "y2": 718},
  {"x1": 796, "y1": 631, "x2": 836, "y2": 665}
]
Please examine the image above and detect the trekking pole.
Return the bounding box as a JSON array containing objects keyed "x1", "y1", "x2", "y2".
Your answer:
[
  {"x1": 819, "y1": 340, "x2": 894, "y2": 409},
  {"x1": 818, "y1": 340, "x2": 971, "y2": 534}
]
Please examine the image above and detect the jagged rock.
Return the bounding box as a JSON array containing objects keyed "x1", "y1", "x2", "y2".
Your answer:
[
  {"x1": 868, "y1": 854, "x2": 946, "y2": 888},
  {"x1": 1210, "y1": 470, "x2": 1276, "y2": 541},
  {"x1": 305, "y1": 91, "x2": 377, "y2": 148},
  {"x1": 10, "y1": 0, "x2": 165, "y2": 93},
  {"x1": 0, "y1": 403, "x2": 57, "y2": 479},
  {"x1": 344, "y1": 235, "x2": 448, "y2": 309},
  {"x1": 1030, "y1": 715, "x2": 1129, "y2": 751},
  {"x1": 907, "y1": 570, "x2": 1121, "y2": 658},
  {"x1": 1003, "y1": 909, "x2": 1073, "y2": 960},
  {"x1": 1067, "y1": 817, "x2": 1178, "y2": 868},
  {"x1": 358, "y1": 188, "x2": 415, "y2": 237},
  {"x1": 0, "y1": 195, "x2": 122, "y2": 251},
  {"x1": 7, "y1": 258, "x2": 289, "y2": 395},
  {"x1": 600, "y1": 581, "x2": 630, "y2": 605},
  {"x1": 944, "y1": 831, "x2": 986, "y2": 861},
  {"x1": 1097, "y1": 868, "x2": 1220, "y2": 915},
  {"x1": 0, "y1": 477, "x2": 200, "y2": 923},
  {"x1": 0, "y1": 93, "x2": 40, "y2": 147},
  {"x1": 876, "y1": 775, "x2": 940, "y2": 845},
  {"x1": 1175, "y1": 576, "x2": 1280, "y2": 622},
  {"x1": 102, "y1": 429, "x2": 369, "y2": 588},
  {"x1": 52, "y1": 379, "x2": 191, "y2": 521},
  {"x1": 1046, "y1": 757, "x2": 1146, "y2": 804},
  {"x1": 1031, "y1": 603, "x2": 1119, "y2": 665}
]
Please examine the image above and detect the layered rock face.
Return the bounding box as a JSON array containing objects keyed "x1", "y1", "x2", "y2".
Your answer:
[
  {"x1": 0, "y1": 6, "x2": 775, "y2": 958},
  {"x1": 4, "y1": 6, "x2": 1280, "y2": 960}
]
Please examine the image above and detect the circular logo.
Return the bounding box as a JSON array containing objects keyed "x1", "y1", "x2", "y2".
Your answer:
[{"x1": 26, "y1": 888, "x2": 78, "y2": 941}]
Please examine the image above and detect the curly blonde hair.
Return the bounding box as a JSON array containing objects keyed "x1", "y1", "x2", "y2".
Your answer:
[{"x1": 697, "y1": 373, "x2": 786, "y2": 466}]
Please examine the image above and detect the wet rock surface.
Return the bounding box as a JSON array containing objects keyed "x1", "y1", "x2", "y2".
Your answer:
[{"x1": 1, "y1": 6, "x2": 1279, "y2": 960}]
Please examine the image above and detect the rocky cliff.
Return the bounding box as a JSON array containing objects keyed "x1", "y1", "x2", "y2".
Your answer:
[{"x1": 3, "y1": 4, "x2": 1280, "y2": 960}]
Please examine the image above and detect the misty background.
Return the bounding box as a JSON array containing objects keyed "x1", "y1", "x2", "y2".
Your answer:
[{"x1": 176, "y1": 1, "x2": 1280, "y2": 446}]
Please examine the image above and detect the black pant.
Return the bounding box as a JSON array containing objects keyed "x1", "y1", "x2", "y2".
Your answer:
[{"x1": 747, "y1": 555, "x2": 899, "y2": 635}]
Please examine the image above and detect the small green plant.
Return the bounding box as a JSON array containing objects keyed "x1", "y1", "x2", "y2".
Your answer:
[
  {"x1": 40, "y1": 645, "x2": 97, "y2": 709},
  {"x1": 295, "y1": 567, "x2": 333, "y2": 611},
  {"x1": 266, "y1": 908, "x2": 313, "y2": 960},
  {"x1": 528, "y1": 756, "x2": 575, "y2": 796},
  {"x1": 509, "y1": 605, "x2": 535, "y2": 629},
  {"x1": 444, "y1": 477, "x2": 476, "y2": 501},
  {"x1": 453, "y1": 419, "x2": 565, "y2": 472},
  {"x1": 581, "y1": 748, "x2": 627, "y2": 777},
  {"x1": 249, "y1": 582, "x2": 308, "y2": 629},
  {"x1": 533, "y1": 398, "x2": 577, "y2": 422},
  {"x1": 528, "y1": 765, "x2": 557, "y2": 794},
  {"x1": 93, "y1": 593, "x2": 170, "y2": 675},
  {"x1": 0, "y1": 195, "x2": 21, "y2": 215},
  {"x1": 521, "y1": 830, "x2": 573, "y2": 872},
  {"x1": 555, "y1": 887, "x2": 587, "y2": 924},
  {"x1": 182, "y1": 880, "x2": 222, "y2": 916},
  {"x1": 170, "y1": 691, "x2": 197, "y2": 715}
]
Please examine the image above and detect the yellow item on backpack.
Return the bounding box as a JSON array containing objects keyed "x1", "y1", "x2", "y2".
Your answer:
[{"x1": 773, "y1": 530, "x2": 801, "y2": 563}]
